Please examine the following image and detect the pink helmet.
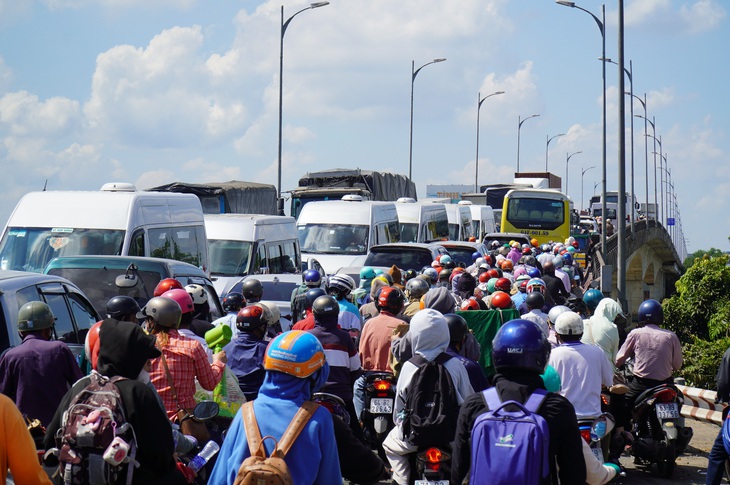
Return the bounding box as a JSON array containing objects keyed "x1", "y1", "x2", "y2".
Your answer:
[{"x1": 162, "y1": 288, "x2": 194, "y2": 314}]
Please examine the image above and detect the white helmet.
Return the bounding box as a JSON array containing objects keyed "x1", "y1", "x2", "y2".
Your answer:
[
  {"x1": 554, "y1": 312, "x2": 584, "y2": 336},
  {"x1": 185, "y1": 284, "x2": 207, "y2": 305}
]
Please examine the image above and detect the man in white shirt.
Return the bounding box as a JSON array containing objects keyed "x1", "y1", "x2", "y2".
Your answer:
[{"x1": 522, "y1": 292, "x2": 549, "y2": 336}]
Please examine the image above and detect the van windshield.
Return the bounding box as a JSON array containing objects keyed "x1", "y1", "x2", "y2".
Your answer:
[
  {"x1": 298, "y1": 224, "x2": 368, "y2": 255},
  {"x1": 208, "y1": 240, "x2": 253, "y2": 276},
  {"x1": 399, "y1": 223, "x2": 418, "y2": 243},
  {"x1": 0, "y1": 228, "x2": 125, "y2": 273}
]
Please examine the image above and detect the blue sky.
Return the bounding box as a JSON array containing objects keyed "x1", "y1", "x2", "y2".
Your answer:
[{"x1": 0, "y1": 0, "x2": 727, "y2": 254}]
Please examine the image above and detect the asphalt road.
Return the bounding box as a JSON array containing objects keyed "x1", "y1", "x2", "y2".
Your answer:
[{"x1": 615, "y1": 418, "x2": 720, "y2": 485}]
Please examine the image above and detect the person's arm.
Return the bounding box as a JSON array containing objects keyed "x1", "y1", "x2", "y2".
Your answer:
[
  {"x1": 614, "y1": 332, "x2": 635, "y2": 368},
  {"x1": 193, "y1": 342, "x2": 224, "y2": 391},
  {"x1": 3, "y1": 395, "x2": 52, "y2": 484}
]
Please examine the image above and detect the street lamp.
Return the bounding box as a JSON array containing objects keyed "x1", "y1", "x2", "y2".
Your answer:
[
  {"x1": 581, "y1": 166, "x2": 596, "y2": 212},
  {"x1": 602, "y1": 57, "x2": 636, "y2": 234},
  {"x1": 630, "y1": 93, "x2": 649, "y2": 221},
  {"x1": 636, "y1": 114, "x2": 657, "y2": 220},
  {"x1": 277, "y1": 1, "x2": 330, "y2": 215},
  {"x1": 565, "y1": 151, "x2": 582, "y2": 198},
  {"x1": 474, "y1": 91, "x2": 505, "y2": 192},
  {"x1": 647, "y1": 132, "x2": 664, "y2": 224},
  {"x1": 652, "y1": 148, "x2": 667, "y2": 227},
  {"x1": 557, "y1": 1, "x2": 607, "y2": 254},
  {"x1": 545, "y1": 133, "x2": 565, "y2": 172},
  {"x1": 409, "y1": 58, "x2": 447, "y2": 181},
  {"x1": 517, "y1": 114, "x2": 540, "y2": 172}
]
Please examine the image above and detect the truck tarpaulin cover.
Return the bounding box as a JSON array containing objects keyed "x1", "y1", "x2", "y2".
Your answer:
[
  {"x1": 146, "y1": 181, "x2": 277, "y2": 215},
  {"x1": 297, "y1": 168, "x2": 417, "y2": 201}
]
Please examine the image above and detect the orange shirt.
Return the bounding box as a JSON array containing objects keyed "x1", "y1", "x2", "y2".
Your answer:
[
  {"x1": 0, "y1": 393, "x2": 52, "y2": 484},
  {"x1": 359, "y1": 312, "x2": 403, "y2": 372}
]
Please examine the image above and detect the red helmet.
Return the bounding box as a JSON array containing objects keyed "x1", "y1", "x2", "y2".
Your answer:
[
  {"x1": 486, "y1": 269, "x2": 500, "y2": 280},
  {"x1": 483, "y1": 255, "x2": 493, "y2": 266},
  {"x1": 478, "y1": 272, "x2": 490, "y2": 284},
  {"x1": 522, "y1": 247, "x2": 532, "y2": 255},
  {"x1": 84, "y1": 321, "x2": 103, "y2": 370},
  {"x1": 460, "y1": 297, "x2": 481, "y2": 311},
  {"x1": 490, "y1": 291, "x2": 512, "y2": 309},
  {"x1": 377, "y1": 286, "x2": 404, "y2": 314},
  {"x1": 161, "y1": 288, "x2": 194, "y2": 314},
  {"x1": 501, "y1": 260, "x2": 514, "y2": 271},
  {"x1": 154, "y1": 278, "x2": 183, "y2": 297},
  {"x1": 495, "y1": 277, "x2": 512, "y2": 293}
]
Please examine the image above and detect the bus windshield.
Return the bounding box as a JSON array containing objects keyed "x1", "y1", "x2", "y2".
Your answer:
[
  {"x1": 0, "y1": 227, "x2": 125, "y2": 273},
  {"x1": 501, "y1": 190, "x2": 570, "y2": 245},
  {"x1": 208, "y1": 240, "x2": 253, "y2": 276}
]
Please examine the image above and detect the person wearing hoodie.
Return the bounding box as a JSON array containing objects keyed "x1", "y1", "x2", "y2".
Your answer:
[
  {"x1": 582, "y1": 298, "x2": 623, "y2": 367},
  {"x1": 382, "y1": 309, "x2": 474, "y2": 484},
  {"x1": 209, "y1": 331, "x2": 341, "y2": 485},
  {"x1": 43, "y1": 320, "x2": 185, "y2": 485}
]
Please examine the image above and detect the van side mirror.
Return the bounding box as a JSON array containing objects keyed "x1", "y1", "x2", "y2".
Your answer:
[{"x1": 116, "y1": 263, "x2": 140, "y2": 288}]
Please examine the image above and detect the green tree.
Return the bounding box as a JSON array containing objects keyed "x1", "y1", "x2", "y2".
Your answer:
[
  {"x1": 663, "y1": 254, "x2": 730, "y2": 387},
  {"x1": 683, "y1": 247, "x2": 724, "y2": 268}
]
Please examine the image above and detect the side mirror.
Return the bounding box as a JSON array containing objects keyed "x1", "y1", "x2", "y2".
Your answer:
[
  {"x1": 590, "y1": 413, "x2": 615, "y2": 441},
  {"x1": 115, "y1": 273, "x2": 138, "y2": 288},
  {"x1": 192, "y1": 401, "x2": 219, "y2": 421}
]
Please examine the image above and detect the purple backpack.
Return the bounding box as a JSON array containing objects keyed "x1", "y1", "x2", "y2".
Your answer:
[{"x1": 469, "y1": 387, "x2": 550, "y2": 485}]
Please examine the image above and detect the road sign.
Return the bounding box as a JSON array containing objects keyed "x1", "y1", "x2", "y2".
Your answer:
[{"x1": 667, "y1": 218, "x2": 675, "y2": 226}]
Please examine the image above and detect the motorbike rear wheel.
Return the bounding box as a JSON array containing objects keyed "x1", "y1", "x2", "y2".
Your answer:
[{"x1": 656, "y1": 440, "x2": 676, "y2": 478}]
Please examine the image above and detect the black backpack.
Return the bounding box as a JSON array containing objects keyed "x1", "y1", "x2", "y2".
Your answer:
[{"x1": 401, "y1": 353, "x2": 459, "y2": 447}]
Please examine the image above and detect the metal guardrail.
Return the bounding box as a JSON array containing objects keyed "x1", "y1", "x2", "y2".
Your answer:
[{"x1": 677, "y1": 385, "x2": 726, "y2": 426}]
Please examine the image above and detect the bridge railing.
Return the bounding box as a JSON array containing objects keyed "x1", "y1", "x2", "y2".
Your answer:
[{"x1": 677, "y1": 384, "x2": 726, "y2": 426}]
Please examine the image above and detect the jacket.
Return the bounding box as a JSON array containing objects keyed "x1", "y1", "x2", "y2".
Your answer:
[
  {"x1": 308, "y1": 315, "x2": 362, "y2": 401},
  {"x1": 224, "y1": 331, "x2": 268, "y2": 400},
  {"x1": 209, "y1": 371, "x2": 341, "y2": 484},
  {"x1": 451, "y1": 370, "x2": 587, "y2": 485}
]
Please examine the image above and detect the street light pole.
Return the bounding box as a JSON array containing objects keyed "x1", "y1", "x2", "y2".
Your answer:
[
  {"x1": 517, "y1": 114, "x2": 540, "y2": 173},
  {"x1": 278, "y1": 2, "x2": 329, "y2": 215},
  {"x1": 647, "y1": 133, "x2": 663, "y2": 224},
  {"x1": 636, "y1": 114, "x2": 657, "y2": 220},
  {"x1": 581, "y1": 166, "x2": 596, "y2": 212},
  {"x1": 409, "y1": 58, "x2": 446, "y2": 181},
  {"x1": 545, "y1": 133, "x2": 565, "y2": 172},
  {"x1": 474, "y1": 91, "x2": 505, "y2": 192},
  {"x1": 557, "y1": 1, "x2": 606, "y2": 253},
  {"x1": 630, "y1": 93, "x2": 648, "y2": 220},
  {"x1": 566, "y1": 151, "x2": 582, "y2": 198}
]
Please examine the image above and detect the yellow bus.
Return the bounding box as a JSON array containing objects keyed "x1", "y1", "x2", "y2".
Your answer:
[{"x1": 500, "y1": 189, "x2": 571, "y2": 245}]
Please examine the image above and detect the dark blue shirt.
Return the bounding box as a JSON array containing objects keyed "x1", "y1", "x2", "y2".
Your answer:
[
  {"x1": 0, "y1": 334, "x2": 83, "y2": 426},
  {"x1": 446, "y1": 346, "x2": 488, "y2": 392},
  {"x1": 224, "y1": 331, "x2": 268, "y2": 400}
]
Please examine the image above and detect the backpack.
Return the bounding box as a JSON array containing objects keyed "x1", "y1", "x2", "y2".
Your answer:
[
  {"x1": 469, "y1": 387, "x2": 550, "y2": 485},
  {"x1": 55, "y1": 371, "x2": 137, "y2": 485},
  {"x1": 400, "y1": 353, "x2": 459, "y2": 447},
  {"x1": 234, "y1": 400, "x2": 317, "y2": 485}
]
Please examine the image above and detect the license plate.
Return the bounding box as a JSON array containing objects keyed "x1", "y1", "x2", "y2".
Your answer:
[
  {"x1": 415, "y1": 481, "x2": 449, "y2": 485},
  {"x1": 656, "y1": 403, "x2": 680, "y2": 419},
  {"x1": 370, "y1": 398, "x2": 393, "y2": 414},
  {"x1": 591, "y1": 447, "x2": 604, "y2": 464}
]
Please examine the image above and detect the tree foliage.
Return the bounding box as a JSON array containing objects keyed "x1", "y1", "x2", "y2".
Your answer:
[
  {"x1": 683, "y1": 247, "x2": 725, "y2": 268},
  {"x1": 663, "y1": 254, "x2": 730, "y2": 387}
]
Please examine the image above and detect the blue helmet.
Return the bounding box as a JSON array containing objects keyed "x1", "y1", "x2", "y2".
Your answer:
[
  {"x1": 304, "y1": 269, "x2": 322, "y2": 287},
  {"x1": 563, "y1": 253, "x2": 573, "y2": 266},
  {"x1": 638, "y1": 299, "x2": 663, "y2": 326},
  {"x1": 422, "y1": 267, "x2": 439, "y2": 284},
  {"x1": 471, "y1": 251, "x2": 482, "y2": 262},
  {"x1": 492, "y1": 319, "x2": 551, "y2": 373},
  {"x1": 360, "y1": 266, "x2": 376, "y2": 280},
  {"x1": 583, "y1": 288, "x2": 604, "y2": 311},
  {"x1": 527, "y1": 267, "x2": 541, "y2": 278}
]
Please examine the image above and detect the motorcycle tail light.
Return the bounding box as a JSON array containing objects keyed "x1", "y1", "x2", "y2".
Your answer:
[
  {"x1": 655, "y1": 388, "x2": 677, "y2": 403},
  {"x1": 373, "y1": 380, "x2": 391, "y2": 392},
  {"x1": 579, "y1": 426, "x2": 592, "y2": 444}
]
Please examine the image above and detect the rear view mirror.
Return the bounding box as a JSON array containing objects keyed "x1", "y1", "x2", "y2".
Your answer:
[
  {"x1": 116, "y1": 263, "x2": 140, "y2": 289},
  {"x1": 192, "y1": 401, "x2": 219, "y2": 421}
]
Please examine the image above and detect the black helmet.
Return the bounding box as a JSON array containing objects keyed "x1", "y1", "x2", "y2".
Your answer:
[
  {"x1": 312, "y1": 295, "x2": 339, "y2": 318},
  {"x1": 222, "y1": 292, "x2": 245, "y2": 312},
  {"x1": 241, "y1": 279, "x2": 264, "y2": 301},
  {"x1": 304, "y1": 288, "x2": 327, "y2": 310},
  {"x1": 106, "y1": 295, "x2": 142, "y2": 320},
  {"x1": 403, "y1": 269, "x2": 418, "y2": 282},
  {"x1": 438, "y1": 268, "x2": 452, "y2": 281},
  {"x1": 445, "y1": 313, "x2": 468, "y2": 344},
  {"x1": 525, "y1": 292, "x2": 545, "y2": 309}
]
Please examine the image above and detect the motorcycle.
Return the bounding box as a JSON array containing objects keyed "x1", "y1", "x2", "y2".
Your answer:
[
  {"x1": 578, "y1": 413, "x2": 615, "y2": 465},
  {"x1": 176, "y1": 401, "x2": 221, "y2": 484},
  {"x1": 627, "y1": 383, "x2": 693, "y2": 478},
  {"x1": 360, "y1": 372, "x2": 396, "y2": 458},
  {"x1": 410, "y1": 445, "x2": 451, "y2": 485}
]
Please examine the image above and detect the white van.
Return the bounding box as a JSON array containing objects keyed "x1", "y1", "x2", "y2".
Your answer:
[
  {"x1": 459, "y1": 201, "x2": 496, "y2": 240},
  {"x1": 205, "y1": 214, "x2": 302, "y2": 296},
  {"x1": 297, "y1": 197, "x2": 400, "y2": 274},
  {"x1": 0, "y1": 183, "x2": 208, "y2": 273},
  {"x1": 394, "y1": 198, "x2": 449, "y2": 243},
  {"x1": 443, "y1": 204, "x2": 474, "y2": 241}
]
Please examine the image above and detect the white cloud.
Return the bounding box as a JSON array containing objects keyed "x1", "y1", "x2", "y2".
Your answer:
[
  {"x1": 680, "y1": 0, "x2": 726, "y2": 33},
  {"x1": 0, "y1": 56, "x2": 11, "y2": 93},
  {"x1": 621, "y1": 0, "x2": 724, "y2": 34},
  {"x1": 41, "y1": 0, "x2": 197, "y2": 10},
  {"x1": 0, "y1": 91, "x2": 81, "y2": 136},
  {"x1": 135, "y1": 169, "x2": 176, "y2": 190}
]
